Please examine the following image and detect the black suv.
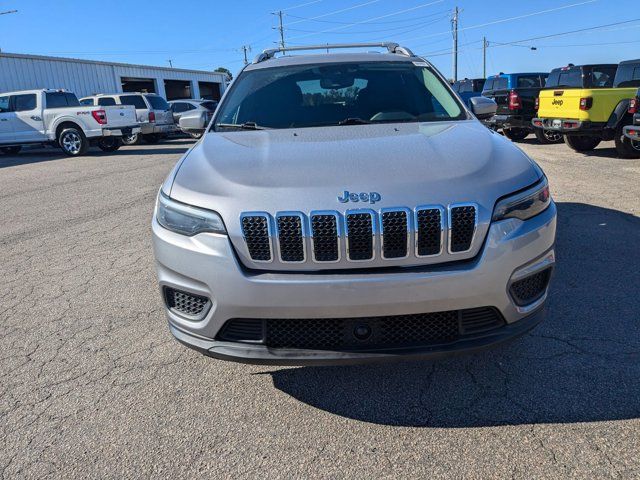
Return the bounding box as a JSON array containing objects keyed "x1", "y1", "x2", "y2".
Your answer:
[{"x1": 483, "y1": 72, "x2": 562, "y2": 144}]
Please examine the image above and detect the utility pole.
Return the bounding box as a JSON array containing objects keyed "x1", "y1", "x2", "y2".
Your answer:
[
  {"x1": 276, "y1": 10, "x2": 286, "y2": 53},
  {"x1": 483, "y1": 37, "x2": 488, "y2": 78},
  {"x1": 451, "y1": 7, "x2": 459, "y2": 82},
  {"x1": 241, "y1": 45, "x2": 251, "y2": 65}
]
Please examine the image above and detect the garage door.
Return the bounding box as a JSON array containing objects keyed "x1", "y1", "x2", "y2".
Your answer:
[
  {"x1": 164, "y1": 80, "x2": 192, "y2": 100},
  {"x1": 199, "y1": 82, "x2": 221, "y2": 101},
  {"x1": 121, "y1": 77, "x2": 157, "y2": 93}
]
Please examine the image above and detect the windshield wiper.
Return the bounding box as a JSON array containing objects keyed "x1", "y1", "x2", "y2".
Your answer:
[
  {"x1": 216, "y1": 122, "x2": 267, "y2": 130},
  {"x1": 337, "y1": 117, "x2": 371, "y2": 126}
]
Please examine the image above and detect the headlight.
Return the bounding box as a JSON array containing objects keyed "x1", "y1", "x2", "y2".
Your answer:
[
  {"x1": 156, "y1": 190, "x2": 226, "y2": 236},
  {"x1": 492, "y1": 177, "x2": 551, "y2": 222}
]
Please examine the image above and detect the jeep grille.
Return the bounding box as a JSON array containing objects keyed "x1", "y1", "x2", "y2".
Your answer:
[{"x1": 239, "y1": 204, "x2": 477, "y2": 266}]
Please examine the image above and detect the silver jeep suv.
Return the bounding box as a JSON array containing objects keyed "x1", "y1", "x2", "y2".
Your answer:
[{"x1": 152, "y1": 43, "x2": 557, "y2": 365}]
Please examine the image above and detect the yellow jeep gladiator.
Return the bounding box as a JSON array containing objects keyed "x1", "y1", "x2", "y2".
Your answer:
[{"x1": 533, "y1": 61, "x2": 640, "y2": 158}]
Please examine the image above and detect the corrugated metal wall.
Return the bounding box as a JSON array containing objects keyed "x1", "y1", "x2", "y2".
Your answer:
[{"x1": 0, "y1": 53, "x2": 227, "y2": 99}]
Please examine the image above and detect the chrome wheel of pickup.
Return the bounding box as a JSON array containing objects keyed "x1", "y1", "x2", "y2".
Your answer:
[{"x1": 58, "y1": 127, "x2": 88, "y2": 157}]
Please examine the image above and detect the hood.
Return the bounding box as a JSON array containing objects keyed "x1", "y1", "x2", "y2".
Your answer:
[
  {"x1": 169, "y1": 120, "x2": 540, "y2": 213},
  {"x1": 167, "y1": 119, "x2": 542, "y2": 271}
]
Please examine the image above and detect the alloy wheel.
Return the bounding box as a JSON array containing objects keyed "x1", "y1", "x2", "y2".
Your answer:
[{"x1": 62, "y1": 132, "x2": 82, "y2": 154}]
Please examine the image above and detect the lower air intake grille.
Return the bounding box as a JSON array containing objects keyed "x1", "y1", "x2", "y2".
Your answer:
[
  {"x1": 216, "y1": 308, "x2": 505, "y2": 351},
  {"x1": 450, "y1": 206, "x2": 476, "y2": 252},
  {"x1": 381, "y1": 210, "x2": 408, "y2": 258},
  {"x1": 346, "y1": 213, "x2": 374, "y2": 261},
  {"x1": 164, "y1": 287, "x2": 210, "y2": 319},
  {"x1": 510, "y1": 268, "x2": 552, "y2": 306},
  {"x1": 242, "y1": 215, "x2": 271, "y2": 261}
]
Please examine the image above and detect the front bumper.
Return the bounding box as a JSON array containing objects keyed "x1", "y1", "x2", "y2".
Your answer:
[
  {"x1": 152, "y1": 202, "x2": 557, "y2": 365},
  {"x1": 623, "y1": 125, "x2": 640, "y2": 141},
  {"x1": 102, "y1": 125, "x2": 141, "y2": 137},
  {"x1": 487, "y1": 114, "x2": 532, "y2": 131},
  {"x1": 532, "y1": 118, "x2": 606, "y2": 135}
]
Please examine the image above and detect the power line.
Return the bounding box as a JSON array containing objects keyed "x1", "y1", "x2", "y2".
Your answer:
[
  {"x1": 285, "y1": 9, "x2": 450, "y2": 26},
  {"x1": 281, "y1": 0, "x2": 323, "y2": 11},
  {"x1": 286, "y1": 0, "x2": 381, "y2": 27},
  {"x1": 419, "y1": 17, "x2": 640, "y2": 59},
  {"x1": 287, "y1": 0, "x2": 445, "y2": 41},
  {"x1": 400, "y1": 0, "x2": 598, "y2": 44},
  {"x1": 283, "y1": 14, "x2": 449, "y2": 35}
]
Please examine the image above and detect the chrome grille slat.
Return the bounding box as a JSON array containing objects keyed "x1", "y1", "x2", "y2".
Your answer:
[
  {"x1": 381, "y1": 208, "x2": 410, "y2": 259},
  {"x1": 345, "y1": 210, "x2": 375, "y2": 261},
  {"x1": 241, "y1": 213, "x2": 272, "y2": 262},
  {"x1": 276, "y1": 212, "x2": 306, "y2": 263},
  {"x1": 415, "y1": 206, "x2": 444, "y2": 257},
  {"x1": 310, "y1": 212, "x2": 340, "y2": 263},
  {"x1": 449, "y1": 204, "x2": 478, "y2": 254}
]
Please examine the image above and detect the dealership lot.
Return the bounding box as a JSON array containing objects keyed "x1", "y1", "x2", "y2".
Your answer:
[{"x1": 0, "y1": 139, "x2": 639, "y2": 478}]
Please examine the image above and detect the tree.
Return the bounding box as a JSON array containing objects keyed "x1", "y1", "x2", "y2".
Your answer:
[{"x1": 214, "y1": 67, "x2": 232, "y2": 81}]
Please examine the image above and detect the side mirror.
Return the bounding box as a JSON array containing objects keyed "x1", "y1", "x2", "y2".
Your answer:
[{"x1": 469, "y1": 96, "x2": 497, "y2": 120}]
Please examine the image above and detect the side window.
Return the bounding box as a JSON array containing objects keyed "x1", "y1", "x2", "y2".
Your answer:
[
  {"x1": 482, "y1": 78, "x2": 494, "y2": 91},
  {"x1": 120, "y1": 95, "x2": 148, "y2": 109},
  {"x1": 12, "y1": 94, "x2": 37, "y2": 112},
  {"x1": 45, "y1": 92, "x2": 70, "y2": 108},
  {"x1": 517, "y1": 76, "x2": 541, "y2": 88},
  {"x1": 0, "y1": 96, "x2": 10, "y2": 113},
  {"x1": 473, "y1": 79, "x2": 485, "y2": 92},
  {"x1": 98, "y1": 97, "x2": 117, "y2": 106},
  {"x1": 172, "y1": 103, "x2": 188, "y2": 113},
  {"x1": 185, "y1": 103, "x2": 196, "y2": 111},
  {"x1": 459, "y1": 81, "x2": 472, "y2": 93},
  {"x1": 451, "y1": 82, "x2": 460, "y2": 93},
  {"x1": 494, "y1": 78, "x2": 508, "y2": 90},
  {"x1": 80, "y1": 99, "x2": 95, "y2": 106}
]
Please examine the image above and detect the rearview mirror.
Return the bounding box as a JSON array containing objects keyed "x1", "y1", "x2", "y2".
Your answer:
[{"x1": 469, "y1": 96, "x2": 497, "y2": 120}]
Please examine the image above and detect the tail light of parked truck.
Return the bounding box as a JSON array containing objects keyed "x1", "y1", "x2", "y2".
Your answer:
[
  {"x1": 629, "y1": 97, "x2": 638, "y2": 114},
  {"x1": 91, "y1": 110, "x2": 107, "y2": 125},
  {"x1": 534, "y1": 96, "x2": 539, "y2": 111},
  {"x1": 508, "y1": 90, "x2": 522, "y2": 110},
  {"x1": 149, "y1": 111, "x2": 156, "y2": 123},
  {"x1": 579, "y1": 97, "x2": 593, "y2": 111}
]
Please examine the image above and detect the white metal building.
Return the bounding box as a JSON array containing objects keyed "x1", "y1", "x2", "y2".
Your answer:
[{"x1": 0, "y1": 52, "x2": 227, "y2": 101}]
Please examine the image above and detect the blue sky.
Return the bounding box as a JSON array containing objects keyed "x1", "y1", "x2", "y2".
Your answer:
[{"x1": 1, "y1": 0, "x2": 639, "y2": 79}]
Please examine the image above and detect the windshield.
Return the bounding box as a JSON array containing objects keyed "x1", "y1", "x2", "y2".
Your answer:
[{"x1": 214, "y1": 62, "x2": 465, "y2": 130}]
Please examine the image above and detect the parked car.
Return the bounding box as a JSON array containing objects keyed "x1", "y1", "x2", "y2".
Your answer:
[
  {"x1": 0, "y1": 89, "x2": 139, "y2": 156},
  {"x1": 451, "y1": 78, "x2": 485, "y2": 107},
  {"x1": 482, "y1": 72, "x2": 561, "y2": 144},
  {"x1": 533, "y1": 61, "x2": 640, "y2": 157},
  {"x1": 169, "y1": 99, "x2": 218, "y2": 139},
  {"x1": 622, "y1": 88, "x2": 640, "y2": 149},
  {"x1": 152, "y1": 42, "x2": 556, "y2": 365},
  {"x1": 80, "y1": 92, "x2": 174, "y2": 145}
]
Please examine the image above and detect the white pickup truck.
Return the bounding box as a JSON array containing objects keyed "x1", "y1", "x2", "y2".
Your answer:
[{"x1": 0, "y1": 89, "x2": 141, "y2": 156}]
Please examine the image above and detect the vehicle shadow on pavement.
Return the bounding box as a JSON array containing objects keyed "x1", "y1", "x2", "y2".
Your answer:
[
  {"x1": 269, "y1": 202, "x2": 640, "y2": 427},
  {"x1": 0, "y1": 143, "x2": 192, "y2": 168}
]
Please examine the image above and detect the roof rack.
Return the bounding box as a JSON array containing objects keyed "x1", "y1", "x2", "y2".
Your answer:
[{"x1": 253, "y1": 42, "x2": 415, "y2": 63}]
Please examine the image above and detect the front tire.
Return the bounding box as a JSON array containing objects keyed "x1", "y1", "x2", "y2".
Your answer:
[
  {"x1": 97, "y1": 137, "x2": 122, "y2": 152},
  {"x1": 534, "y1": 129, "x2": 563, "y2": 145},
  {"x1": 0, "y1": 146, "x2": 22, "y2": 155},
  {"x1": 614, "y1": 123, "x2": 640, "y2": 159},
  {"x1": 502, "y1": 128, "x2": 529, "y2": 142},
  {"x1": 58, "y1": 128, "x2": 88, "y2": 157},
  {"x1": 563, "y1": 134, "x2": 601, "y2": 152}
]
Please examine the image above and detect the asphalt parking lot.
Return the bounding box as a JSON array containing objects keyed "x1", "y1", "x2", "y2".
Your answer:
[{"x1": 1, "y1": 137, "x2": 639, "y2": 478}]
